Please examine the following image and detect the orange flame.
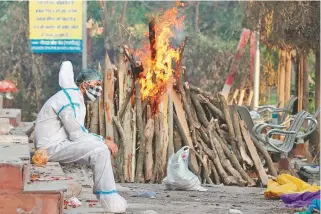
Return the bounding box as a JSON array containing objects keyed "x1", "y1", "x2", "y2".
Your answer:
[{"x1": 135, "y1": 4, "x2": 185, "y2": 100}]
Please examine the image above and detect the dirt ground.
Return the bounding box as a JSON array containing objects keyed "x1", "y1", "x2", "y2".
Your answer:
[{"x1": 62, "y1": 164, "x2": 299, "y2": 214}]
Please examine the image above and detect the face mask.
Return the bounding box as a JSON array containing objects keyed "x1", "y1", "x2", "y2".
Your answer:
[{"x1": 85, "y1": 84, "x2": 102, "y2": 101}]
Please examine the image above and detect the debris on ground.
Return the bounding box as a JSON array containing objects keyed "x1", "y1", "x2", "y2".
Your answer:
[
  {"x1": 31, "y1": 149, "x2": 48, "y2": 166},
  {"x1": 264, "y1": 174, "x2": 320, "y2": 199},
  {"x1": 229, "y1": 208, "x2": 243, "y2": 214},
  {"x1": 134, "y1": 191, "x2": 157, "y2": 198},
  {"x1": 64, "y1": 197, "x2": 82, "y2": 209}
]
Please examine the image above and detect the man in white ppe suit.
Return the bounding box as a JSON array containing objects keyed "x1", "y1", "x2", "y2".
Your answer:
[{"x1": 35, "y1": 61, "x2": 128, "y2": 213}]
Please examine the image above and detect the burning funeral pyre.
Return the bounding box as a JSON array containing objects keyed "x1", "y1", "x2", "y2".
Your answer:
[{"x1": 86, "y1": 3, "x2": 278, "y2": 187}]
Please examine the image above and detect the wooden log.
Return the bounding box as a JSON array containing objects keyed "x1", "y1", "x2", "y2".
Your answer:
[
  {"x1": 278, "y1": 50, "x2": 286, "y2": 108},
  {"x1": 173, "y1": 130, "x2": 182, "y2": 153},
  {"x1": 103, "y1": 48, "x2": 115, "y2": 140},
  {"x1": 246, "y1": 89, "x2": 254, "y2": 106},
  {"x1": 98, "y1": 63, "x2": 105, "y2": 136},
  {"x1": 209, "y1": 131, "x2": 247, "y2": 186},
  {"x1": 112, "y1": 116, "x2": 125, "y2": 143},
  {"x1": 192, "y1": 150, "x2": 213, "y2": 184},
  {"x1": 189, "y1": 84, "x2": 219, "y2": 104},
  {"x1": 190, "y1": 93, "x2": 210, "y2": 128},
  {"x1": 175, "y1": 36, "x2": 188, "y2": 82},
  {"x1": 218, "y1": 92, "x2": 235, "y2": 138},
  {"x1": 212, "y1": 127, "x2": 256, "y2": 186},
  {"x1": 144, "y1": 118, "x2": 155, "y2": 182},
  {"x1": 184, "y1": 83, "x2": 200, "y2": 128},
  {"x1": 85, "y1": 102, "x2": 91, "y2": 128},
  {"x1": 150, "y1": 113, "x2": 162, "y2": 183},
  {"x1": 142, "y1": 97, "x2": 150, "y2": 113},
  {"x1": 172, "y1": 90, "x2": 199, "y2": 172},
  {"x1": 218, "y1": 92, "x2": 240, "y2": 161},
  {"x1": 89, "y1": 101, "x2": 99, "y2": 134},
  {"x1": 200, "y1": 139, "x2": 235, "y2": 185},
  {"x1": 119, "y1": 84, "x2": 134, "y2": 121},
  {"x1": 238, "y1": 89, "x2": 246, "y2": 106},
  {"x1": 134, "y1": 81, "x2": 145, "y2": 183},
  {"x1": 130, "y1": 108, "x2": 137, "y2": 182},
  {"x1": 239, "y1": 120, "x2": 269, "y2": 185},
  {"x1": 173, "y1": 112, "x2": 190, "y2": 149},
  {"x1": 285, "y1": 51, "x2": 292, "y2": 104},
  {"x1": 249, "y1": 133, "x2": 278, "y2": 177},
  {"x1": 297, "y1": 54, "x2": 304, "y2": 111},
  {"x1": 210, "y1": 160, "x2": 220, "y2": 184},
  {"x1": 230, "y1": 106, "x2": 253, "y2": 166},
  {"x1": 229, "y1": 89, "x2": 239, "y2": 105},
  {"x1": 198, "y1": 126, "x2": 210, "y2": 146},
  {"x1": 197, "y1": 94, "x2": 225, "y2": 121},
  {"x1": 161, "y1": 95, "x2": 169, "y2": 176},
  {"x1": 122, "y1": 105, "x2": 132, "y2": 182},
  {"x1": 167, "y1": 90, "x2": 174, "y2": 160}
]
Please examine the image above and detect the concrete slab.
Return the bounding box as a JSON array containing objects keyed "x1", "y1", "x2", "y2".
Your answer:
[
  {"x1": 0, "y1": 108, "x2": 21, "y2": 127},
  {"x1": 24, "y1": 162, "x2": 70, "y2": 193},
  {"x1": 0, "y1": 135, "x2": 30, "y2": 192}
]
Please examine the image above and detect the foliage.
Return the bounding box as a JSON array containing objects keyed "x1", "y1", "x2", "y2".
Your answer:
[
  {"x1": 0, "y1": 1, "x2": 248, "y2": 119},
  {"x1": 243, "y1": 1, "x2": 320, "y2": 53}
]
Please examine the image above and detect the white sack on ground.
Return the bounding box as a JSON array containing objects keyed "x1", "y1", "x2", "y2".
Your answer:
[{"x1": 163, "y1": 146, "x2": 207, "y2": 191}]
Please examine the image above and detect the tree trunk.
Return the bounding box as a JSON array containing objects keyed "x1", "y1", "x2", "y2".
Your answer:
[
  {"x1": 194, "y1": 1, "x2": 200, "y2": 47},
  {"x1": 285, "y1": 51, "x2": 292, "y2": 103},
  {"x1": 278, "y1": 50, "x2": 286, "y2": 108},
  {"x1": 313, "y1": 49, "x2": 320, "y2": 157},
  {"x1": 298, "y1": 55, "x2": 304, "y2": 111},
  {"x1": 303, "y1": 55, "x2": 310, "y2": 112}
]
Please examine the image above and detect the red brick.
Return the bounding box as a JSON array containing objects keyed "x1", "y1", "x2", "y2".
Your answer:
[
  {"x1": 0, "y1": 192, "x2": 63, "y2": 214},
  {"x1": 0, "y1": 164, "x2": 23, "y2": 193}
]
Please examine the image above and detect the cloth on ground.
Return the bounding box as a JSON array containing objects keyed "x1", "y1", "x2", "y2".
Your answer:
[
  {"x1": 264, "y1": 174, "x2": 320, "y2": 199},
  {"x1": 280, "y1": 190, "x2": 320, "y2": 208},
  {"x1": 34, "y1": 61, "x2": 127, "y2": 213},
  {"x1": 295, "y1": 199, "x2": 320, "y2": 214}
]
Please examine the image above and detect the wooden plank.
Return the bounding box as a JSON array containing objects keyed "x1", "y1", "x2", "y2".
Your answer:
[
  {"x1": 238, "y1": 89, "x2": 246, "y2": 106},
  {"x1": 247, "y1": 89, "x2": 254, "y2": 106},
  {"x1": 160, "y1": 94, "x2": 169, "y2": 176},
  {"x1": 240, "y1": 120, "x2": 268, "y2": 186},
  {"x1": 103, "y1": 52, "x2": 114, "y2": 140},
  {"x1": 171, "y1": 90, "x2": 198, "y2": 172},
  {"x1": 130, "y1": 108, "x2": 136, "y2": 182},
  {"x1": 167, "y1": 87, "x2": 174, "y2": 160},
  {"x1": 117, "y1": 48, "x2": 132, "y2": 182}
]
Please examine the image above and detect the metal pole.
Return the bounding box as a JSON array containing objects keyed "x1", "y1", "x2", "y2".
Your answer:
[
  {"x1": 82, "y1": 0, "x2": 87, "y2": 70},
  {"x1": 253, "y1": 31, "x2": 260, "y2": 110}
]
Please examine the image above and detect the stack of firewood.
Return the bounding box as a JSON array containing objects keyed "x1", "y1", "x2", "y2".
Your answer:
[
  {"x1": 85, "y1": 45, "x2": 278, "y2": 187},
  {"x1": 85, "y1": 15, "x2": 278, "y2": 186}
]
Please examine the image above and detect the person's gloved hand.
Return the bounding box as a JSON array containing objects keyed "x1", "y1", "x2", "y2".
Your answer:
[{"x1": 105, "y1": 139, "x2": 118, "y2": 156}]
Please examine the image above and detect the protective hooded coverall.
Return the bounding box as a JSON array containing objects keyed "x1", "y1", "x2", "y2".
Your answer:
[{"x1": 34, "y1": 61, "x2": 127, "y2": 213}]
